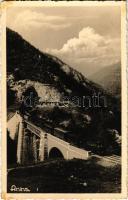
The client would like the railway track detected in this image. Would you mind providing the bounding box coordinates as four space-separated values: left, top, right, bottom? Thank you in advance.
103 155 121 162
92 153 121 164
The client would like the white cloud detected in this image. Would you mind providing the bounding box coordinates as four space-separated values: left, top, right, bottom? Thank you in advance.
7 9 71 32
47 27 120 76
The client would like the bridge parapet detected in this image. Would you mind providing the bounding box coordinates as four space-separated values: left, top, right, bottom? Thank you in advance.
25 120 42 137
68 145 89 160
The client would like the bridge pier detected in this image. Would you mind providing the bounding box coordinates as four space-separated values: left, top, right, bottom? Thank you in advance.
66 144 70 159
39 134 44 161
17 117 24 164
33 134 37 163
44 133 48 160
22 129 28 164
39 133 48 161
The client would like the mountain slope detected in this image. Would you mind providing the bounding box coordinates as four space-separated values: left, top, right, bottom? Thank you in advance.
89 63 121 97
7 28 119 109
7 28 121 155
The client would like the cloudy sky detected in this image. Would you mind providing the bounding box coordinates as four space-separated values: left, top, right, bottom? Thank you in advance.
6 5 121 77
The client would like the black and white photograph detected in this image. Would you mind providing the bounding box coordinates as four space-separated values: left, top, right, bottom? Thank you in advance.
1 1 127 198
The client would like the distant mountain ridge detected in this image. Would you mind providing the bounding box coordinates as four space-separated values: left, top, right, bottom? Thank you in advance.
89 63 121 97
